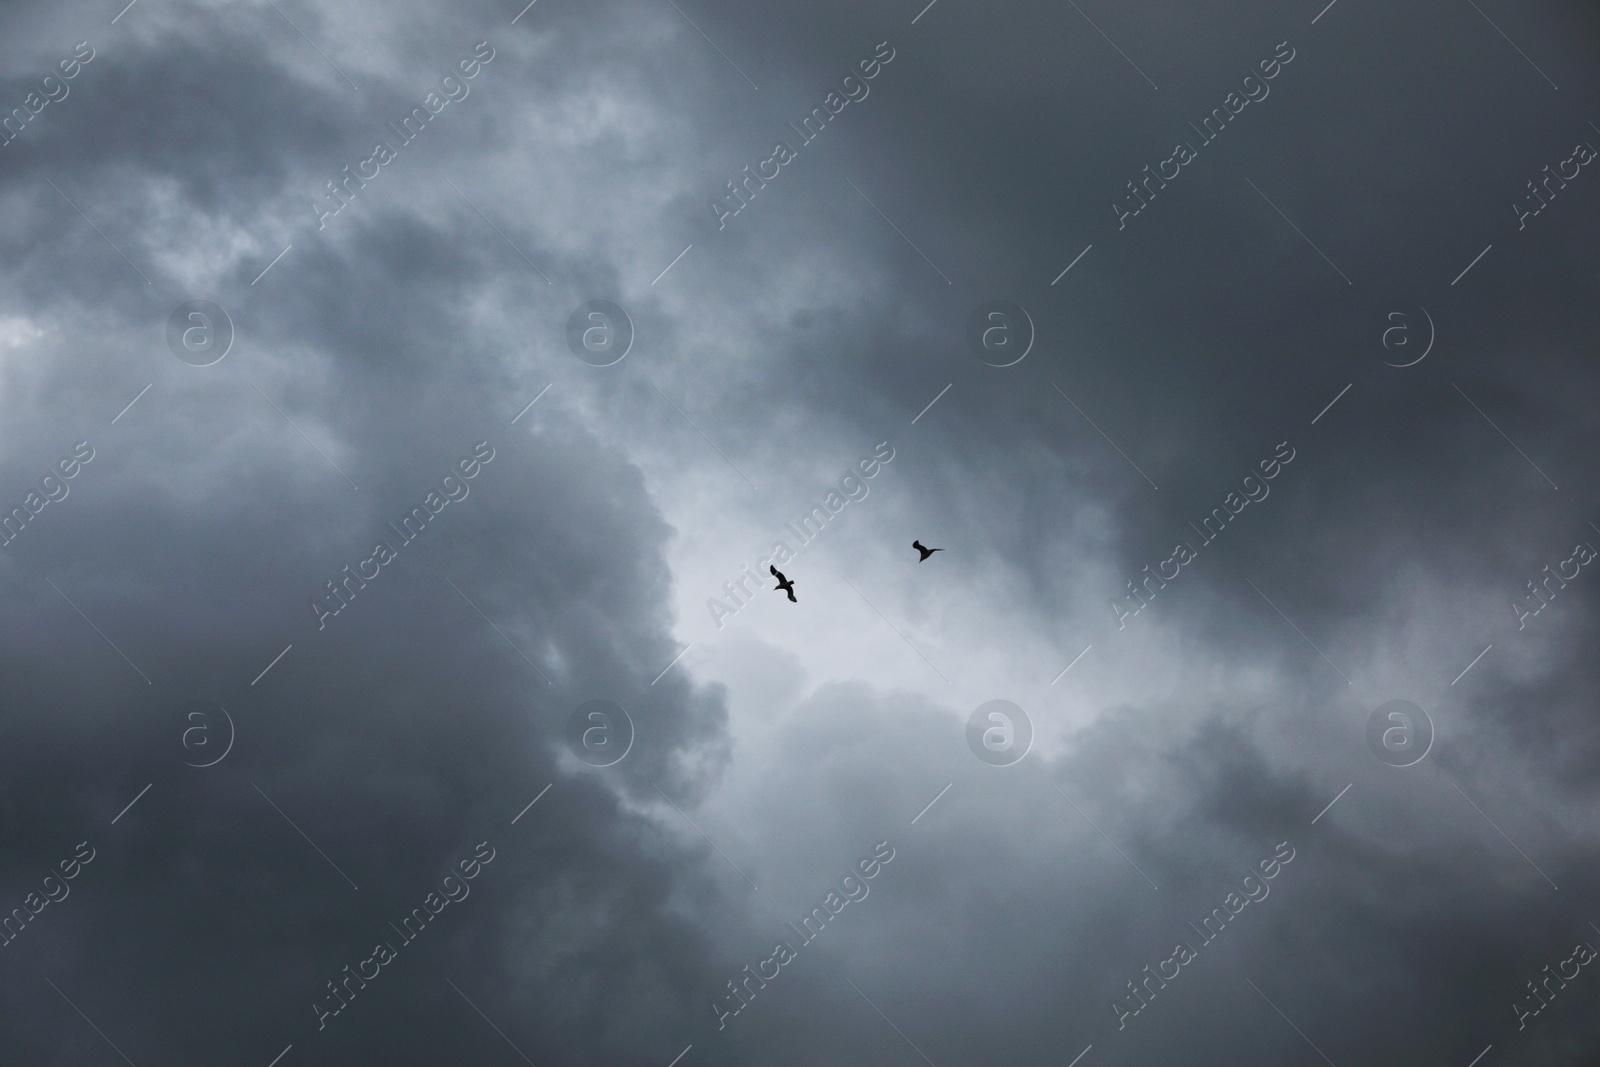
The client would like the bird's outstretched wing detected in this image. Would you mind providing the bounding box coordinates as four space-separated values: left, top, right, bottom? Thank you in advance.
769 566 797 602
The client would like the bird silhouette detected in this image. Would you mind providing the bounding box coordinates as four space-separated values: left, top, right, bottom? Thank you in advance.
913 540 943 562
770 565 797 602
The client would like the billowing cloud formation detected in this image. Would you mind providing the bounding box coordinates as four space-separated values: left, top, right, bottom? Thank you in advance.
1 0 1599 1063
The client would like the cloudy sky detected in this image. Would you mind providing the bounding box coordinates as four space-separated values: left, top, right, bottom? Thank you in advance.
2 0 1599 1063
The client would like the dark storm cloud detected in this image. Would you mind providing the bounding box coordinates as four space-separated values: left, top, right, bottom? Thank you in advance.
0 388 741 1061
697 676 1600 1066
0 6 750 1062
639 0 1600 1061
1 0 1599 1064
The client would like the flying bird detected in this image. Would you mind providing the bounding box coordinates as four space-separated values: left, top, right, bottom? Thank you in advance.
913 540 943 562
770 565 797 602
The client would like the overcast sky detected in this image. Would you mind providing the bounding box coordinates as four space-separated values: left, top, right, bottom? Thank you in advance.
2 0 1599 1064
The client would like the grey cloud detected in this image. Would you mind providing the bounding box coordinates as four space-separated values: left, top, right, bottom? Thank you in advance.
2 0 1599 1063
